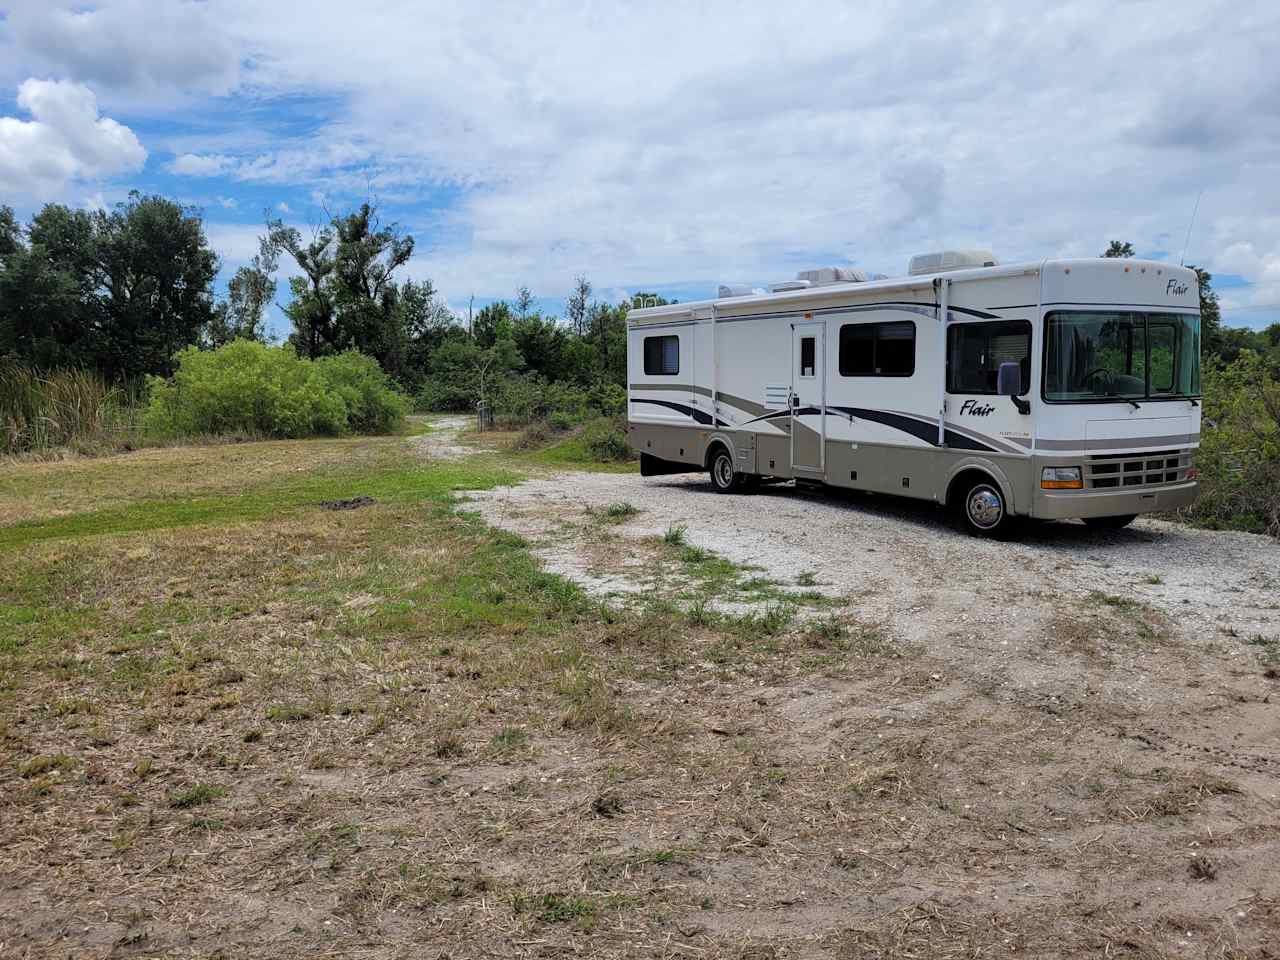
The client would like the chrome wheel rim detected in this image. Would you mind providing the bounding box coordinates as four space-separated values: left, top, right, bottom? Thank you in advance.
967 485 1003 529
714 455 734 488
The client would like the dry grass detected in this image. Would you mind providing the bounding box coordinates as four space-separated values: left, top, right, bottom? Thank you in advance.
1 431 1278 958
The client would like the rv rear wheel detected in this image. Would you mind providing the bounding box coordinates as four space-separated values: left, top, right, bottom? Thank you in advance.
959 478 1011 538
709 448 747 494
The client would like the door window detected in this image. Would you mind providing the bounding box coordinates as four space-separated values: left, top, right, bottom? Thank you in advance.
799 336 816 378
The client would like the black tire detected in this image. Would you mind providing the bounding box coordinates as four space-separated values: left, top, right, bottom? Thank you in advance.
957 478 1013 538
708 447 748 494
1083 514 1137 530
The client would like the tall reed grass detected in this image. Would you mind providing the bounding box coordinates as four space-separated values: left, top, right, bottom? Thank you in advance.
0 363 143 457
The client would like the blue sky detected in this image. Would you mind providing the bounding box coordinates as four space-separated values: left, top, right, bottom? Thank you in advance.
2 0 1279 342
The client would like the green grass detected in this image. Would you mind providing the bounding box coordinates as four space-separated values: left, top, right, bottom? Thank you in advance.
0 460 519 550
525 436 638 473
515 892 600 925
169 783 228 809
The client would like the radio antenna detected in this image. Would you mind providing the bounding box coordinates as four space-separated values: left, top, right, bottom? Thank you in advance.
1180 190 1202 267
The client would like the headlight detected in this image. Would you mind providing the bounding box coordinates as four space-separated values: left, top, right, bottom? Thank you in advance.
1041 466 1083 490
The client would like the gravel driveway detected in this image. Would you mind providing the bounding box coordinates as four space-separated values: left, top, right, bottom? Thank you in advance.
469 470 1279 650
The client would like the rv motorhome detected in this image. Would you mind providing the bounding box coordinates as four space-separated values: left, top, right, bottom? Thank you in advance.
626 253 1202 537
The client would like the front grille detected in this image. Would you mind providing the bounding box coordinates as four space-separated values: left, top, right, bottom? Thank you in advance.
1086 448 1191 490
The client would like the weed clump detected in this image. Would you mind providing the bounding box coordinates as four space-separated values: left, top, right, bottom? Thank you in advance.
169 783 227 809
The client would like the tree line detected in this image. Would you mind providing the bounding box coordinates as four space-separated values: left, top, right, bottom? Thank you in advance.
0 195 666 415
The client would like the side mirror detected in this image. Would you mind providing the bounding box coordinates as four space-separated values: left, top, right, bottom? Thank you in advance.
996 361 1023 397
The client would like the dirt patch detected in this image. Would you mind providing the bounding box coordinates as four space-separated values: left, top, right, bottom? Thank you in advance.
408 414 495 461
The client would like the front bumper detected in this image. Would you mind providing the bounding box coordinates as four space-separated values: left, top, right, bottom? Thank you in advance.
1033 479 1198 520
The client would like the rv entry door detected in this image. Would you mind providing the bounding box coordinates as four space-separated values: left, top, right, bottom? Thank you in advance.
791 320 825 474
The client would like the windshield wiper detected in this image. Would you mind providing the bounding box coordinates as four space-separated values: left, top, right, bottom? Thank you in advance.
1103 392 1142 410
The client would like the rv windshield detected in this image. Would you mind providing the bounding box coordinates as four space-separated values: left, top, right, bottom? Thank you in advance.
1044 311 1200 402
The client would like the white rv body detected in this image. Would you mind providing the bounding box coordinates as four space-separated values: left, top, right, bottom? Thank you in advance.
626 257 1202 530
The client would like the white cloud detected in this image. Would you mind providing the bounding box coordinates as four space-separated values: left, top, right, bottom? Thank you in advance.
0 78 146 195
0 0 239 99
6 0 1280 323
181 0 1279 306
168 153 235 177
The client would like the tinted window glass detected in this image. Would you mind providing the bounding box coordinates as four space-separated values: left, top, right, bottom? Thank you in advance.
643 335 679 375
838 322 915 377
799 336 815 377
947 320 1032 395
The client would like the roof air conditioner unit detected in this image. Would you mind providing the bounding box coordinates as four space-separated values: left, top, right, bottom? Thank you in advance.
908 250 999 276
718 283 755 298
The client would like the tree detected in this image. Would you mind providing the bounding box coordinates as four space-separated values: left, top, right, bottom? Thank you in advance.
399 278 458 387
0 206 19 262
1188 265 1223 360
267 219 336 359
1102 241 1135 258
474 339 524 410
472 301 514 349
515 285 534 320
89 193 219 378
0 210 89 368
1 195 216 378
567 275 591 336
418 335 522 411
207 238 279 347
269 203 415 377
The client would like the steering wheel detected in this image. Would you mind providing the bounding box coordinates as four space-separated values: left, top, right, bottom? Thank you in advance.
1082 367 1111 387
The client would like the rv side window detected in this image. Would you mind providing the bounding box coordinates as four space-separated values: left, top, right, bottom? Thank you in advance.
643 335 680 375
838 322 915 377
799 336 816 377
946 320 1032 395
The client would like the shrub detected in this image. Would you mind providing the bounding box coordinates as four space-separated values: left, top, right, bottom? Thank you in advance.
313 351 408 434
579 416 632 462
548 410 576 431
145 341 406 440
1181 351 1280 537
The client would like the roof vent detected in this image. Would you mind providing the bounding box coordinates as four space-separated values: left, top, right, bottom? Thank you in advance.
795 266 869 286
768 266 868 293
718 283 762 298
768 279 813 293
908 250 998 276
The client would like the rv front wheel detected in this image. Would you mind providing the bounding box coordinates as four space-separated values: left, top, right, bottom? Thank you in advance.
960 479 1011 538
709 448 746 494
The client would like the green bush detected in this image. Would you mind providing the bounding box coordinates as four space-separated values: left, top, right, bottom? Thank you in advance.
145 341 406 440
1181 351 1280 537
580 416 632 462
313 351 408 433
484 375 623 429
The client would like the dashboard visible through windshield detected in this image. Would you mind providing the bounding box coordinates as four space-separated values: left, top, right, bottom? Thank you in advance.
1043 311 1200 402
